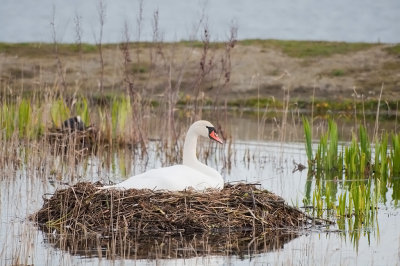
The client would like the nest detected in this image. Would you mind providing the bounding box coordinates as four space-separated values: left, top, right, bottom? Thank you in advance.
47 126 99 155
30 182 327 258
32 182 323 234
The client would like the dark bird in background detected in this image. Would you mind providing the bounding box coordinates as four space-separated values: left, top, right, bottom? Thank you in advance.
62 116 85 131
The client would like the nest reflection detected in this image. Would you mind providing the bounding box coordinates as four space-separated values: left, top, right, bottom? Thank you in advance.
41 228 299 260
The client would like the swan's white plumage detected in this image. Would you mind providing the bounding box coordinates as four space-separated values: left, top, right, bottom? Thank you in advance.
101 120 223 191
102 165 223 191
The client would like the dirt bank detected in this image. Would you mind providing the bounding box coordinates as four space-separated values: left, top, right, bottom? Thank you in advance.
0 41 399 103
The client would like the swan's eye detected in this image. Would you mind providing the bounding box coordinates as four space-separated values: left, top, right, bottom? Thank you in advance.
206 126 215 135
206 126 223 144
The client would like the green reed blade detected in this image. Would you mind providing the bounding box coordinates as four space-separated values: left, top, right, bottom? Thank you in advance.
31 107 44 139
374 140 381 176
118 96 131 134
380 133 388 180
50 99 70 128
391 133 400 176
359 125 371 162
360 152 366 177
328 119 338 171
302 116 313 163
351 183 360 215
76 97 90 126
111 98 119 139
18 99 31 138
1 104 16 139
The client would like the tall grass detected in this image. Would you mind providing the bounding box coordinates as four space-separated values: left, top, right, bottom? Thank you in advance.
1 104 16 140
391 133 400 175
327 120 338 170
50 99 70 128
75 97 90 126
0 96 133 147
304 118 342 179
18 99 31 138
303 118 399 222
111 96 131 141
302 117 313 165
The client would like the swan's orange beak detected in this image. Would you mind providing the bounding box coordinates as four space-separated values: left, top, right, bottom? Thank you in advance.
209 130 223 144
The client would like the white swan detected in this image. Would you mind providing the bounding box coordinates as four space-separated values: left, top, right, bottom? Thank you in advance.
101 120 224 191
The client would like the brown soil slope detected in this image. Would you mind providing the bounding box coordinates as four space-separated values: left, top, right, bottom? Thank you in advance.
0 42 399 102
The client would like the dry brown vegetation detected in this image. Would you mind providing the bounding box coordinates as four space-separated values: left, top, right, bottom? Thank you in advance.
30 182 327 259
32 182 319 234
1 41 399 103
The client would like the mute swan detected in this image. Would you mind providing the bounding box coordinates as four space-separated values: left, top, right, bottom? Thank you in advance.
101 120 224 191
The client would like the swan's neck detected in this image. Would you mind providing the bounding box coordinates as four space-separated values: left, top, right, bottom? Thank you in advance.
182 128 218 178
182 128 199 167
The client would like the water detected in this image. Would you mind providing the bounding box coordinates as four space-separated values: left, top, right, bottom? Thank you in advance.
1 114 400 265
1 0 400 44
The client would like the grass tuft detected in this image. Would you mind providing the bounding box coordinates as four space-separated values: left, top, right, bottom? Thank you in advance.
384 44 400 56
239 39 376 58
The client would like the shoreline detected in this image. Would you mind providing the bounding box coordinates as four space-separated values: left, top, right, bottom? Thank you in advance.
1 40 399 112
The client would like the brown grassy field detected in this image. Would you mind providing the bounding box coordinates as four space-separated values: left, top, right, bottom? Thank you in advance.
0 40 399 104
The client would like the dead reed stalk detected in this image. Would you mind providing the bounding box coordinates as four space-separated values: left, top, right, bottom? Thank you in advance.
373 83 384 142
96 0 106 92
50 5 67 94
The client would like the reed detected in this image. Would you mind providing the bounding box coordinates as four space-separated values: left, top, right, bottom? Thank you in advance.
50 99 70 128
312 182 324 217
75 97 90 126
338 191 347 217
0 96 132 149
344 134 358 179
1 104 16 140
302 116 313 165
18 99 31 138
359 125 371 162
327 119 338 172
379 133 388 181
307 119 342 181
111 96 131 141
391 133 400 176
111 98 119 139
302 118 399 223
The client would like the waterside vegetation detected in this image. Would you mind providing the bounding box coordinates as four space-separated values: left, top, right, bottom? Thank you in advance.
302 117 400 248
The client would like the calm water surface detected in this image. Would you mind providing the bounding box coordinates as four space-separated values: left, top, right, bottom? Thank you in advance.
1 114 400 265
1 0 399 43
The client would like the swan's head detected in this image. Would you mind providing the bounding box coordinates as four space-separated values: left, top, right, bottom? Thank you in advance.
191 120 223 144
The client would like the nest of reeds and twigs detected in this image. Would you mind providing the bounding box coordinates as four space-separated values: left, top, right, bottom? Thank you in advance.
31 182 329 258
47 126 99 155
32 182 323 235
